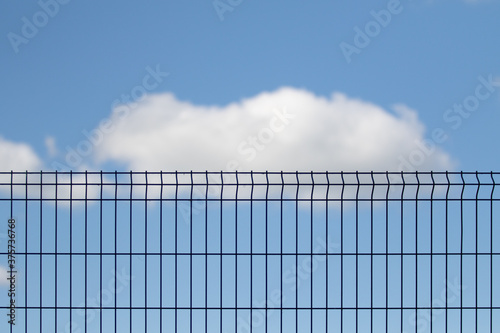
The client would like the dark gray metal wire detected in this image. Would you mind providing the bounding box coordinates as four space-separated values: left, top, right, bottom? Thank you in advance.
0 171 498 332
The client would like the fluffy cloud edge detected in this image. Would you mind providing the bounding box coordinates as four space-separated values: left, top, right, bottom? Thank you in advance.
0 265 9 286
92 87 456 173
0 136 42 171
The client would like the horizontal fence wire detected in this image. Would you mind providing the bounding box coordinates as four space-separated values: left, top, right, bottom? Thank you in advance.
0 171 498 332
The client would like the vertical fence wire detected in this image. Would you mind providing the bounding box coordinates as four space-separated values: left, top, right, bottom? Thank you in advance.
490 172 495 332
0 171 499 332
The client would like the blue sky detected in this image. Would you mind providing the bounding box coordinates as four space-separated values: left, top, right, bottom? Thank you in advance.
0 0 499 172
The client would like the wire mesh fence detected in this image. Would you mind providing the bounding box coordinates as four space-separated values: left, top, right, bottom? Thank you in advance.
0 171 499 332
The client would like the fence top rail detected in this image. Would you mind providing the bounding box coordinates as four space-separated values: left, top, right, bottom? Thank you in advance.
0 170 498 176
0 171 497 185
0 182 497 186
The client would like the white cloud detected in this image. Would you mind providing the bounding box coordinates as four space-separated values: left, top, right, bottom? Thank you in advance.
0 136 106 203
0 136 42 171
45 136 58 157
0 137 43 198
0 265 9 286
94 87 455 172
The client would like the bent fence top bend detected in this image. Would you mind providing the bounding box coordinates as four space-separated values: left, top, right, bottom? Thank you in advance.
0 170 498 332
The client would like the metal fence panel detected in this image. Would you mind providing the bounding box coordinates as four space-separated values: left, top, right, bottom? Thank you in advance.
0 171 498 332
